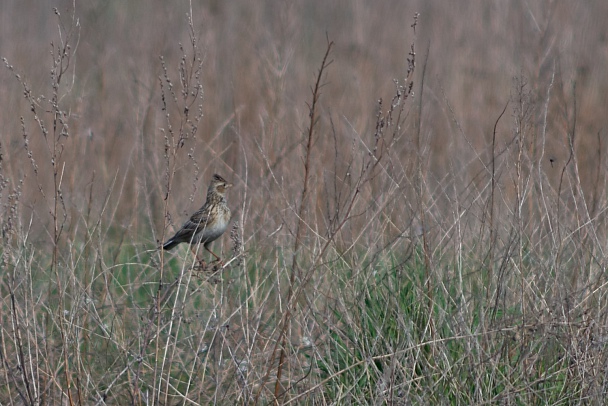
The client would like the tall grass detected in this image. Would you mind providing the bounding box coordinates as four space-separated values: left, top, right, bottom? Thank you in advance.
1 1 608 405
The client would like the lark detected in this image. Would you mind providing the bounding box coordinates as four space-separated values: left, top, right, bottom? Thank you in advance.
163 174 232 266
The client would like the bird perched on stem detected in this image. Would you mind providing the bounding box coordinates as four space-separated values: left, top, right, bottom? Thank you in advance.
163 174 232 266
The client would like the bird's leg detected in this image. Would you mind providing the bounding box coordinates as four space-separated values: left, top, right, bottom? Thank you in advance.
190 246 207 270
204 242 223 265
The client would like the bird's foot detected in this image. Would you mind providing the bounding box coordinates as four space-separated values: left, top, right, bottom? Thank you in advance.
208 259 224 273
192 260 208 273
192 259 224 278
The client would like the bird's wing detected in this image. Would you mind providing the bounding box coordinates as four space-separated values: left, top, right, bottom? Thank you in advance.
187 205 212 230
170 204 210 241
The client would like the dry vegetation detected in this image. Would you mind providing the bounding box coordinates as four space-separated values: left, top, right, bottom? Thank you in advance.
1 0 608 404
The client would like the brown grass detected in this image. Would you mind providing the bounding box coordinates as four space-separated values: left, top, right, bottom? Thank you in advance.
1 0 608 404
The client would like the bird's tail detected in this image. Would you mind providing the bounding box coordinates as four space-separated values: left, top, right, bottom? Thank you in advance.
162 239 179 250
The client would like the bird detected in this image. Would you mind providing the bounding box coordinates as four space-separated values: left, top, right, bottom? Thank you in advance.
163 174 232 266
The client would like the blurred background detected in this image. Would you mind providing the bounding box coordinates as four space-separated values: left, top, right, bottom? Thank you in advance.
2 1 608 403
1 0 607 245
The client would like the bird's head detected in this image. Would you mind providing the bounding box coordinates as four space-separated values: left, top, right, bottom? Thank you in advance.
209 174 233 195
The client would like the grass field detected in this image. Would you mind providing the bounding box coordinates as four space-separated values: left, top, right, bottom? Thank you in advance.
1 1 608 404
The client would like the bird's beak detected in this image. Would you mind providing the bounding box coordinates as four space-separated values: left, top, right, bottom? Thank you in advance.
226 183 234 188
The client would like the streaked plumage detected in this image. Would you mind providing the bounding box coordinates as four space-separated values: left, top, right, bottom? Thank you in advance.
163 174 232 262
